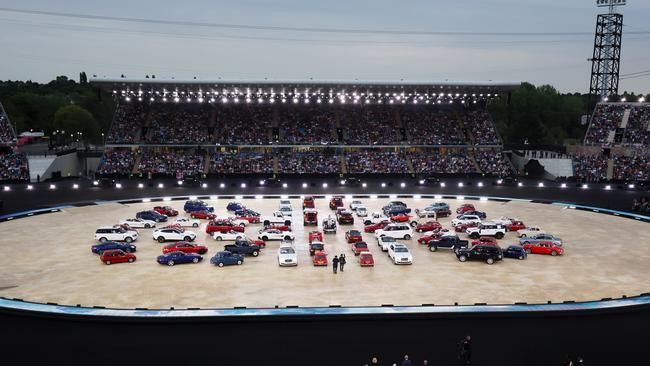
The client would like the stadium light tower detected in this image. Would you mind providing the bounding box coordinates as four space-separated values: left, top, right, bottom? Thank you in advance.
588 0 626 104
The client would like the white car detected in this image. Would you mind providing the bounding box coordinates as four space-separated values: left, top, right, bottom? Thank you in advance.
119 218 156 229
152 227 196 243
95 226 138 243
517 226 545 238
356 207 368 217
388 243 413 265
278 206 293 217
451 214 482 227
377 235 398 252
212 230 247 241
375 223 413 240
492 216 516 226
226 217 249 227
279 200 293 210
262 211 292 226
277 242 298 266
363 212 390 226
466 222 507 239
173 217 201 228
349 200 364 211
422 229 455 238
258 229 295 241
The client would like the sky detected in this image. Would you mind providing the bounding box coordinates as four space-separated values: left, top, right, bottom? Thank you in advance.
0 0 648 93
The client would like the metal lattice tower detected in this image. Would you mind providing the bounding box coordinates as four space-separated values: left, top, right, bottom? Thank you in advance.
589 0 626 102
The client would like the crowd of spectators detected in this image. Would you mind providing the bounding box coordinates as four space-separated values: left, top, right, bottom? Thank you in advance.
345 151 408 173
633 196 650 214
278 107 338 144
146 106 210 144
464 111 500 145
277 152 340 173
401 109 466 145
216 106 273 145
0 152 29 181
409 151 476 174
137 150 205 177
342 108 399 145
572 154 609 182
622 104 650 146
584 104 624 144
97 149 136 176
106 103 146 144
0 113 16 143
474 150 514 175
613 155 650 182
210 151 274 174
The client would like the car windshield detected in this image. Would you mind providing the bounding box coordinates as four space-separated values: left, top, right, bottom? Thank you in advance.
394 247 408 253
355 243 368 248
280 248 295 254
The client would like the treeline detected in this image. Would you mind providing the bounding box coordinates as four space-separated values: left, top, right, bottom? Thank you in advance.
0 75 114 144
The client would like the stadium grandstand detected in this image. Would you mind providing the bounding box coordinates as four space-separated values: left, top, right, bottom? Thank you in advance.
0 101 29 182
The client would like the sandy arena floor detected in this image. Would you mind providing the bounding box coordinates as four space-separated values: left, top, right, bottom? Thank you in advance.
0 197 649 309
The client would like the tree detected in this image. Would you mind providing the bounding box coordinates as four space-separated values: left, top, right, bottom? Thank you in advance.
53 105 101 144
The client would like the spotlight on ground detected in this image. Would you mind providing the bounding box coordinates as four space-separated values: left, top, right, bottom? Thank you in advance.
26 185 33 190
419 179 425 185
259 180 265 186
322 183 328 188
202 183 208 188
440 182 446 187
138 183 144 188
362 183 367 188
115 183 122 189
605 185 611 190
49 184 56 190
582 184 589 189
538 182 544 187
381 182 387 188
3 186 10 191
560 183 567 188
282 183 288 188
92 181 99 186
477 182 484 187
302 183 308 188
340 180 346 185
72 184 79 189
517 182 523 187
497 179 503 184
400 182 406 188
628 184 635 189
220 183 225 188
241 183 247 188
158 183 164 188
458 182 464 187
177 180 183 185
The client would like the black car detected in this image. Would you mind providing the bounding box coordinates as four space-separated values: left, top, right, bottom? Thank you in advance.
456 244 503 265
502 245 527 260
463 210 487 219
309 242 324 256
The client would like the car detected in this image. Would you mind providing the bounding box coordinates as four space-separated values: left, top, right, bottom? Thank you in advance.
153 206 178 216
308 231 324 243
184 200 214 213
322 216 337 233
190 210 217 220
312 251 328 266
226 202 245 212
224 241 261 257
258 229 295 241
454 221 479 233
235 209 261 223
466 222 507 239
517 227 545 238
363 212 390 226
157 251 202 266
309 241 325 256
377 235 397 252
351 241 370 255
279 200 293 210
337 210 354 225
279 206 293 217
100 249 136 265
390 213 412 223
462 210 487 219
112 223 138 233
364 220 391 233
152 227 196 243
91 241 137 255
491 216 516 226
136 210 168 223
303 208 318 226
235 237 267 249
382 204 411 216
210 251 244 267
261 211 292 226
345 230 363 243
302 196 315 209
471 236 499 247
329 196 344 210
349 200 364 211
172 217 201 228
415 221 442 233
359 252 374 267
355 207 368 217
456 204 475 214
213 230 247 241
277 243 298 266
503 245 527 260
388 243 413 265
206 219 246 234
522 241 564 256
226 217 249 227
456 245 503 265
375 223 413 240
506 220 527 232
263 224 292 232
415 203 452 218
95 226 138 243
426 235 469 252
119 218 156 229
162 242 208 254
451 214 482 227
417 230 456 245
519 233 562 246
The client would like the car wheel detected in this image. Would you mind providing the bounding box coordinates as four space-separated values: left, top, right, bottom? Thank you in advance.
520 234 527 238
495 232 504 239
525 248 532 254
458 255 467 262
470 233 479 239
218 262 224 267
125 237 133 243
252 251 259 257
486 258 495 265
410 221 417 227
193 223 199 228
128 257 134 263
236 236 242 240
518 255 524 260
284 236 292 241
184 236 191 242
429 246 437 252
237 260 243 265
263 221 270 226
404 234 411 240
192 257 199 263
157 237 165 243
99 237 107 243
105 260 111 265
145 224 151 228
551 251 557 256
215 236 222 241
168 260 175 266
262 236 269 241
240 223 246 227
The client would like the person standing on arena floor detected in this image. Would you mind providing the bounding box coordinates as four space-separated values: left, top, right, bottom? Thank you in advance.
402 355 412 366
459 335 472 364
332 255 339 274
339 253 346 272
370 356 380 366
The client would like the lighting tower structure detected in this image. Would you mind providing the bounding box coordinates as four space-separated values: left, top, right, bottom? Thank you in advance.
589 0 626 104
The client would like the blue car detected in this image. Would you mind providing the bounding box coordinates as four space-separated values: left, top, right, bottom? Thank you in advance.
463 210 487 219
235 208 259 217
227 202 245 212
156 251 203 266
184 200 214 213
427 202 450 211
210 251 244 267
91 241 137 254
136 210 168 222
503 245 527 260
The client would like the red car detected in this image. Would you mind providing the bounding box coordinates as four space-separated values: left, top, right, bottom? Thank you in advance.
236 214 260 224
522 241 564 256
100 249 136 265
456 204 475 214
163 241 208 254
415 221 442 233
303 196 315 209
351 241 370 255
345 230 363 243
506 220 527 231
153 206 179 216
206 219 245 234
329 196 344 210
113 223 138 233
471 237 498 247
190 210 217 220
364 220 390 233
309 231 324 243
264 224 292 232
312 251 328 266
417 231 451 245
390 214 412 223
455 222 479 232
359 252 374 267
